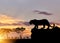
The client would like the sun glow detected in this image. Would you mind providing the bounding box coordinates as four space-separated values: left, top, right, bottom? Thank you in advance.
0 39 13 43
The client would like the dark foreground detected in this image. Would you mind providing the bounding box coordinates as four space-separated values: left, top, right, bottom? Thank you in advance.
14 27 60 43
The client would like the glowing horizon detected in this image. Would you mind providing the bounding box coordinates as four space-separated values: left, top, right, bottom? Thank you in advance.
0 14 59 29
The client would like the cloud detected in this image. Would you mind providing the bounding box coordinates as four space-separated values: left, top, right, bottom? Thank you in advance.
23 22 30 26
34 10 52 15
0 14 24 24
0 14 30 26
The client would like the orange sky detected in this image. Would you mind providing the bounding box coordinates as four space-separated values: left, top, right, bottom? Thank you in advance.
0 14 24 29
0 14 24 24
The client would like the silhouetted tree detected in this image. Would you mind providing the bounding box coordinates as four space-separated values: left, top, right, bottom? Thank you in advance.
16 27 25 32
20 27 25 32
15 27 25 39
15 27 21 33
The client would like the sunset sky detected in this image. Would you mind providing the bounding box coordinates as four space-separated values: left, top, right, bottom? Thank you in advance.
0 0 60 40
0 0 60 23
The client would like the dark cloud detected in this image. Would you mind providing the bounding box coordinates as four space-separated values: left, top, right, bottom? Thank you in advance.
34 10 52 15
23 22 30 26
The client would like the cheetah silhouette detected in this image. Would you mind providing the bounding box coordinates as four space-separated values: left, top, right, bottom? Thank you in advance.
29 19 51 29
